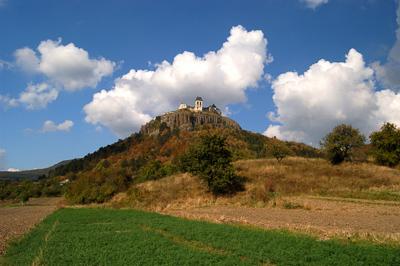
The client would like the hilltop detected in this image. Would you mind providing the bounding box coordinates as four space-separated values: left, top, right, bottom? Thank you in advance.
141 96 240 135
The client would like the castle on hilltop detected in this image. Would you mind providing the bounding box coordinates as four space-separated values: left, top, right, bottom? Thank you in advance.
178 96 222 115
140 96 240 135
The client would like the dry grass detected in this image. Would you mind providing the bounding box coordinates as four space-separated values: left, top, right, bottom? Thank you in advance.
235 157 400 203
110 173 216 211
110 157 400 211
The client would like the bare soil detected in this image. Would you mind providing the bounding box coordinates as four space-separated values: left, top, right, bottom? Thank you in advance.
0 197 62 255
164 196 400 244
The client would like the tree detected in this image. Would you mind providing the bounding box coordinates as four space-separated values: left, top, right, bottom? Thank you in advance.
320 124 365 164
268 141 292 162
370 123 400 167
179 134 244 195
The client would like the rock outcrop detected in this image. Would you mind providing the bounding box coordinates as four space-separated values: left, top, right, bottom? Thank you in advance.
140 109 241 136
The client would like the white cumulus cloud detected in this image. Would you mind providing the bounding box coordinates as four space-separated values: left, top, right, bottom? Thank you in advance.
18 83 58 109
14 39 115 91
41 120 74 132
1 83 58 110
372 1 400 91
301 0 329 9
265 49 400 145
14 47 40 74
84 25 269 137
7 168 20 172
2 40 115 110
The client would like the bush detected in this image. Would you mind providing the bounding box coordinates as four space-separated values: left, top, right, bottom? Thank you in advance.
370 123 400 167
320 124 365 164
19 193 30 204
179 134 244 195
135 160 178 183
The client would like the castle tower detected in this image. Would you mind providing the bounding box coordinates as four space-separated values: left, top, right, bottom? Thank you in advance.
194 96 203 112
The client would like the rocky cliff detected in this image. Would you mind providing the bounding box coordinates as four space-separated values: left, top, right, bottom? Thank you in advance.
140 109 241 135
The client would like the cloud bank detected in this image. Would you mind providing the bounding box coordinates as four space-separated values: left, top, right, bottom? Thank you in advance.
265 49 400 145
41 120 74 132
84 25 269 137
301 0 328 9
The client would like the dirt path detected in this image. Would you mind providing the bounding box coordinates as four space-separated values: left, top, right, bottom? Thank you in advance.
0 197 62 255
164 196 400 243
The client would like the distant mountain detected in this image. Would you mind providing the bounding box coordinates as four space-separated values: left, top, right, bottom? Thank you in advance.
0 160 72 181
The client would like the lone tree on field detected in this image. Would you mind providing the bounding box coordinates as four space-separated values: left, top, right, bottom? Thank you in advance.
320 124 365 164
370 122 400 167
268 140 292 162
179 134 244 195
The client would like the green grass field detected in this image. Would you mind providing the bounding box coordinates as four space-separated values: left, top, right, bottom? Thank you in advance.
3 208 400 266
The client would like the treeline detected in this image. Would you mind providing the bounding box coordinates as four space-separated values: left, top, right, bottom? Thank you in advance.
0 178 62 202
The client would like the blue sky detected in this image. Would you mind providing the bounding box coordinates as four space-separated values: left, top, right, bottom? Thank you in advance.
0 0 399 170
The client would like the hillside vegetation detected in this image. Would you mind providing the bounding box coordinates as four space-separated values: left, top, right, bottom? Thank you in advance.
57 125 320 204
111 157 400 210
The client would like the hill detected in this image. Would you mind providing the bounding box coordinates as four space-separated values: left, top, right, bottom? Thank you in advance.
53 106 321 204
0 160 71 181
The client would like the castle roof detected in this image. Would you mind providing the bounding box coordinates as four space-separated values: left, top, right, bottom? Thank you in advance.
195 96 203 101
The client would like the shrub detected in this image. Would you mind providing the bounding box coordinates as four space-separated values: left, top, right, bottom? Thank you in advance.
370 123 400 167
320 124 365 164
179 134 244 195
19 193 30 204
135 160 178 183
